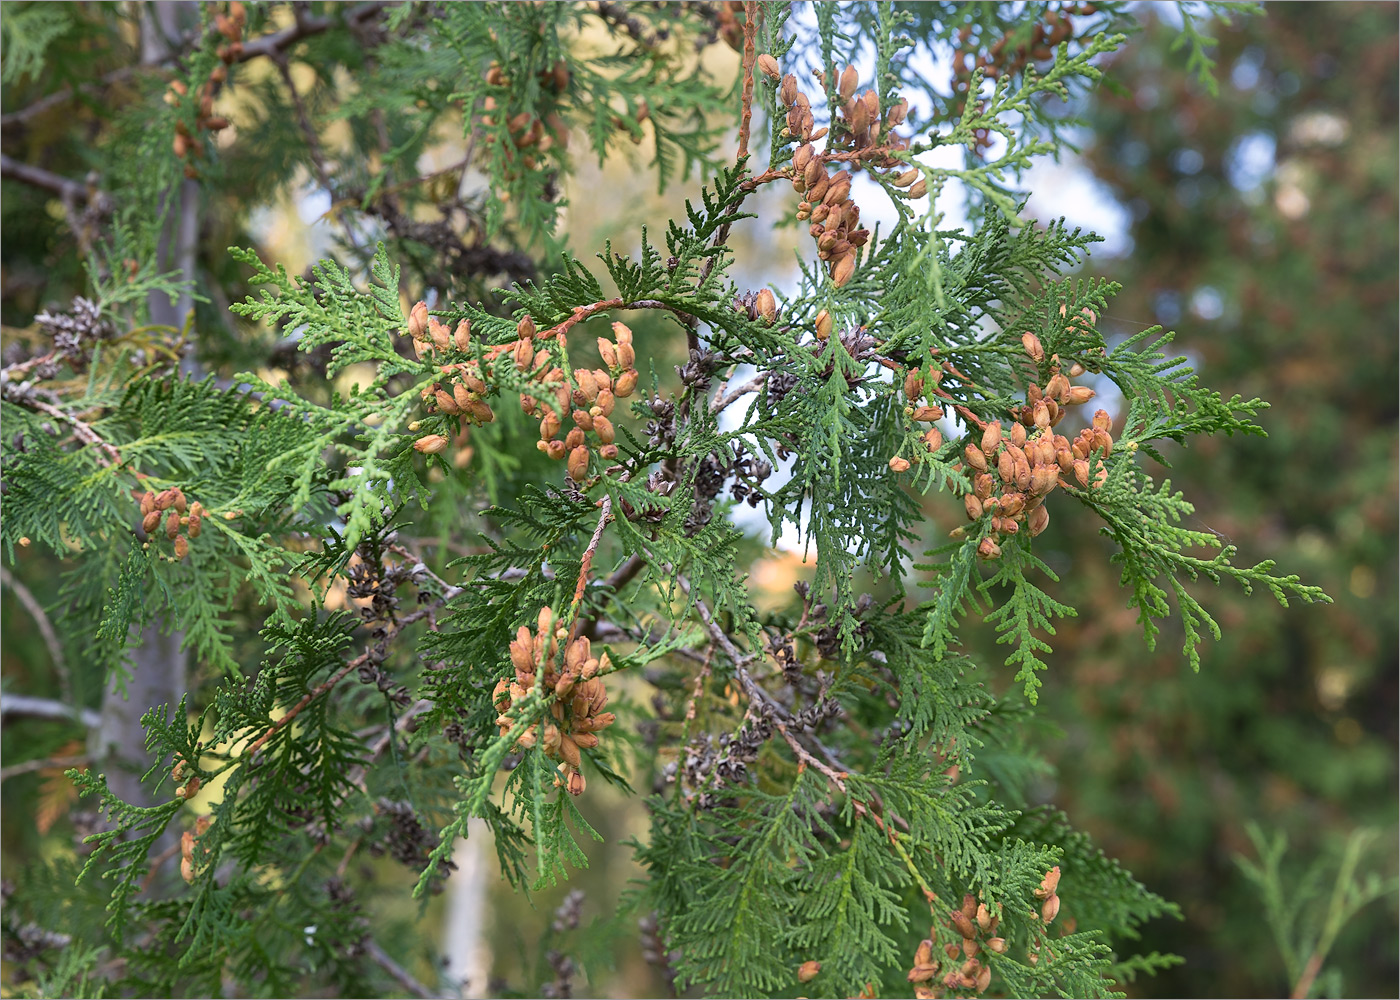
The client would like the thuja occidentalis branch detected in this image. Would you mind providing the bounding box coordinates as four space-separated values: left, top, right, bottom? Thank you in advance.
567 494 613 643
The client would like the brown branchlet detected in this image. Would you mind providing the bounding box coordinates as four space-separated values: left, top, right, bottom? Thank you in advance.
494 606 617 797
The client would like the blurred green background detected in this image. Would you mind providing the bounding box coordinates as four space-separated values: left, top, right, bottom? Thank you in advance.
3 3 1395 997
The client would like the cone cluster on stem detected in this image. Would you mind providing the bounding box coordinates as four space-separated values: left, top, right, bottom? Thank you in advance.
907 893 1002 997
139 487 203 561
493 606 617 797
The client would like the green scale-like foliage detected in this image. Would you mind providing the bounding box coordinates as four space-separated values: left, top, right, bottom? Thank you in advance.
0 3 1341 998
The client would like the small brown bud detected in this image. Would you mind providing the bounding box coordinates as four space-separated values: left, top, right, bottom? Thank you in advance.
540 411 561 441
567 446 589 482
839 64 858 100
1033 400 1051 430
977 537 1002 560
964 494 984 520
893 167 919 188
467 399 494 424
1046 373 1070 403
1068 362 1086 377
814 309 833 340
575 368 599 402
617 341 636 368
595 388 616 417
793 144 815 172
986 937 1007 954
614 369 639 397
1092 408 1112 432
140 491 157 516
997 492 1025 516
1009 422 1027 448
565 767 586 796
950 909 976 939
593 415 616 445
980 422 1003 455
974 963 991 993
428 318 453 353
436 388 462 414
973 473 994 499
996 449 1015 483
757 53 781 79
143 510 162 534
572 408 594 432
907 179 927 200
831 254 856 287
1066 385 1095 405
914 939 934 967
1041 893 1061 924
976 902 994 933
798 960 821 983
1028 504 1050 537
166 511 181 540
597 338 619 368
174 535 189 559
904 369 924 399
1036 866 1062 899
911 405 942 422
963 937 980 958
516 315 536 341
1030 465 1059 496
414 434 449 454
780 73 799 106
889 456 911 473
963 444 988 473
923 427 944 452
1022 332 1045 362
755 288 778 323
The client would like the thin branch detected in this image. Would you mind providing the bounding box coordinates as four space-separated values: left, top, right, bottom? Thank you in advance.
0 753 89 782
0 153 92 203
0 567 72 702
362 936 438 999
273 53 335 192
775 720 847 792
710 373 767 413
567 495 613 641
0 694 101 729
736 2 759 160
8 396 123 466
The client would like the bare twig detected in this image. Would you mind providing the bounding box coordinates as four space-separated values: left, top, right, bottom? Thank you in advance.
567 495 613 641
710 373 768 413
273 55 335 192
736 2 759 161
0 694 101 729
12 396 123 466
0 567 72 702
362 936 438 999
775 720 847 792
0 154 92 202
0 753 89 782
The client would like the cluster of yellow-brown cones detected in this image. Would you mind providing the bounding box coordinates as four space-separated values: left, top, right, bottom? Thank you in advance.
493 607 616 797
138 487 204 561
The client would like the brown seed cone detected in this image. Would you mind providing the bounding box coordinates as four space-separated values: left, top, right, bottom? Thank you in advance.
780 73 799 106
539 411 561 441
981 421 1003 454
572 730 599 749
1021 331 1046 362
1041 893 1061 923
839 64 859 99
174 535 189 559
963 494 984 520
914 939 934 967
996 449 1015 484
1030 465 1059 496
907 179 928 200
1028 504 1050 537
572 408 595 433
142 510 162 534
974 963 992 993
944 943 962 961
544 439 565 461
563 428 585 452
985 937 1007 954
436 388 462 414
889 456 911 473
427 318 452 353
188 510 202 539
923 427 944 452
831 254 856 287
616 341 636 369
757 53 781 79
1008 421 1027 447
814 309 833 340
1036 865 1062 898
466 399 494 424
755 288 778 323
977 537 1002 561
140 491 156 516
517 315 537 340
976 902 994 933
973 473 994 500
567 446 589 482
165 511 181 539
1092 408 1112 432
452 382 475 411
1046 373 1070 403
950 910 977 939
963 938 980 958
574 368 599 402
592 414 616 445
904 370 924 399
453 319 472 352
614 369 638 397
998 492 1025 516
1066 384 1095 405
413 434 450 454
963 444 988 473
597 338 619 368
